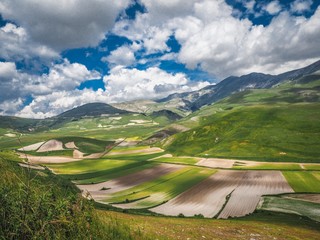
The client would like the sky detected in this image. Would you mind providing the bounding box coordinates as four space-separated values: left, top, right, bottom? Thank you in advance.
0 0 320 118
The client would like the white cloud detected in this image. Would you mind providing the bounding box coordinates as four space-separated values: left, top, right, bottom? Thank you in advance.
114 0 320 79
290 0 313 13
13 66 209 118
0 98 23 116
0 60 100 104
263 1 282 15
0 0 130 51
0 23 58 62
102 45 136 67
103 66 209 102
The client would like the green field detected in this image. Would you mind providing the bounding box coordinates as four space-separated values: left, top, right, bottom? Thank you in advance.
151 156 199 165
47 159 136 175
259 195 320 222
107 167 215 208
283 171 320 192
233 162 304 170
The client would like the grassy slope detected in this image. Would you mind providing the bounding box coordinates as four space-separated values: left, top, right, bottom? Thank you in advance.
165 78 320 162
0 159 141 240
98 210 320 240
283 171 320 192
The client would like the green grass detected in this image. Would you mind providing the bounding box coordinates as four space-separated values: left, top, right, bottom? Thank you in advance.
105 152 165 161
74 161 157 184
233 162 303 170
21 149 74 157
302 164 320 170
283 171 320 192
166 103 320 163
107 167 215 208
259 195 320 222
47 159 135 175
56 136 114 154
151 157 199 165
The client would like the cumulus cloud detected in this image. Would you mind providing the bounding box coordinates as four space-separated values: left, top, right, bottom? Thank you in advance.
103 66 209 102
290 0 313 13
0 60 100 105
113 0 320 78
263 1 282 15
102 45 136 67
0 23 58 62
0 0 130 51
14 66 209 118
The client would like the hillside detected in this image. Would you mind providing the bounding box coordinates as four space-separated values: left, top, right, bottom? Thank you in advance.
159 59 320 111
164 73 320 162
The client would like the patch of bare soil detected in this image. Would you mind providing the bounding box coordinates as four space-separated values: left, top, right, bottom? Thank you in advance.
18 152 82 164
218 171 294 219
18 141 45 151
37 140 64 152
196 158 235 168
151 170 293 218
65 141 77 149
78 164 183 202
150 170 244 217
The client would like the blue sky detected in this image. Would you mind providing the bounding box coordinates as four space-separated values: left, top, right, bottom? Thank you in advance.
0 0 319 118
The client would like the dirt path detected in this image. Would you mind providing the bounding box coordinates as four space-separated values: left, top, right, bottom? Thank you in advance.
18 163 46 170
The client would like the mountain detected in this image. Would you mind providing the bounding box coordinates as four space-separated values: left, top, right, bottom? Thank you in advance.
57 102 130 119
159 60 320 111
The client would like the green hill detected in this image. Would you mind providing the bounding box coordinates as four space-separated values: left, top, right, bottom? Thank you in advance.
165 75 320 162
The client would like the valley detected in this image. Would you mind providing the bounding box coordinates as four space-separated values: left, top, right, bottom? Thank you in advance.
1 61 320 239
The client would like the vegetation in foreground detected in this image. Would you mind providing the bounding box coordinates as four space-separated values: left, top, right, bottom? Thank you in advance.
0 158 143 240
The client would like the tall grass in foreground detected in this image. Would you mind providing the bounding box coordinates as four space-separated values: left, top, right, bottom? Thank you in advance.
0 157 143 240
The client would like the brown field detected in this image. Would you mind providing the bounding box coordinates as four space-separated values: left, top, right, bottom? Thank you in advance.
18 162 46 170
37 140 64 152
196 158 235 168
65 141 77 149
218 171 293 219
151 170 243 217
18 153 81 164
151 170 293 218
18 141 45 151
78 164 183 201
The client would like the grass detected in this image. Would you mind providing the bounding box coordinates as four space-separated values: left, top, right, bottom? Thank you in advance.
56 136 114 154
74 161 157 184
166 103 320 163
47 159 135 175
20 149 74 157
105 152 165 161
107 167 215 208
259 195 320 222
233 162 303 170
0 158 141 240
283 171 320 192
97 210 320 240
151 156 199 165
64 161 155 184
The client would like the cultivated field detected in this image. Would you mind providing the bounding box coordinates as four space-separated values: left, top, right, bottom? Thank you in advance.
152 170 293 218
